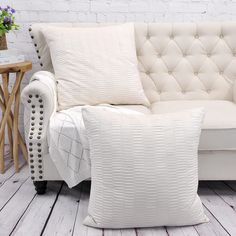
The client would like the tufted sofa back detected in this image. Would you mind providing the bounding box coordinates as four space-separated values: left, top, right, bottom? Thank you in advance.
30 22 236 104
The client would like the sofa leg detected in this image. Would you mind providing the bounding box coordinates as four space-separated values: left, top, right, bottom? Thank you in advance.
33 181 47 195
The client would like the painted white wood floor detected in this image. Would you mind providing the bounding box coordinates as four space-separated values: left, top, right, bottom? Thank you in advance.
1 154 236 236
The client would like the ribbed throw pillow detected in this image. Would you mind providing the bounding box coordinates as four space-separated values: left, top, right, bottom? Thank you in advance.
42 23 149 110
82 107 208 228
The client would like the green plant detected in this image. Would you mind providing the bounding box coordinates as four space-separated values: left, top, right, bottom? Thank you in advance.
0 5 19 36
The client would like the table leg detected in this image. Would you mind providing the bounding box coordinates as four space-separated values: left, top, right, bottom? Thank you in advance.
0 98 27 161
0 97 4 173
0 132 4 173
2 73 13 159
13 72 24 172
0 80 5 173
0 72 22 144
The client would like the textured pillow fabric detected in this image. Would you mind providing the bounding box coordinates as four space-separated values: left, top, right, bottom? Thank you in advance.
42 23 149 110
82 107 208 228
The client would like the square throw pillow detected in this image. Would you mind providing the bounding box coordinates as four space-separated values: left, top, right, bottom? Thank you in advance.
42 23 149 110
82 107 208 228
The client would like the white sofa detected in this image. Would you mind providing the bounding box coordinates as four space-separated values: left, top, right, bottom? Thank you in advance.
21 22 236 194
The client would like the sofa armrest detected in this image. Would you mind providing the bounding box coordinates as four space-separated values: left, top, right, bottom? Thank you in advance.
21 71 57 181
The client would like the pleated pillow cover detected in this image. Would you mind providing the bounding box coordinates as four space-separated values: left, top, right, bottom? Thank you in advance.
42 23 149 110
82 107 209 229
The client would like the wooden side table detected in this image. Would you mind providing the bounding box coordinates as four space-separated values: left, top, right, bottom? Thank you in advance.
0 61 32 173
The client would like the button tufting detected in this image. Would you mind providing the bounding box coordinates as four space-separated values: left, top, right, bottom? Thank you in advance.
116 23 236 105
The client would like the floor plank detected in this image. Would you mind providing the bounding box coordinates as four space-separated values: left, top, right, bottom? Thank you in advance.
119 229 136 236
104 230 122 236
104 229 136 236
73 182 103 236
1 154 236 236
225 181 236 193
0 165 29 210
10 181 63 236
137 227 168 236
166 226 199 236
0 178 36 235
212 181 236 211
0 164 16 188
42 183 82 236
194 206 229 236
0 153 26 188
199 183 236 235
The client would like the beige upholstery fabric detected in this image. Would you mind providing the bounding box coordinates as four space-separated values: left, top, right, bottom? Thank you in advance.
233 80 236 103
23 22 236 183
151 100 236 129
30 22 236 104
200 129 236 151
30 23 113 72
135 22 236 103
42 24 149 109
48 104 151 187
151 100 236 150
21 72 57 181
82 107 208 228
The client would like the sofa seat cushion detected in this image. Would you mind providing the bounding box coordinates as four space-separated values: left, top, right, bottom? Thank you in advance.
151 100 236 150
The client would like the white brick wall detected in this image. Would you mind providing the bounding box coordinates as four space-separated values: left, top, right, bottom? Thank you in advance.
1 0 236 135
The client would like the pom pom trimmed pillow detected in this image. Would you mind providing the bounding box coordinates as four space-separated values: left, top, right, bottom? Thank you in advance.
82 107 208 228
42 23 149 110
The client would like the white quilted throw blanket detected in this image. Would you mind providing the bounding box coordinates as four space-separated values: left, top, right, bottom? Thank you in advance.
48 105 143 187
